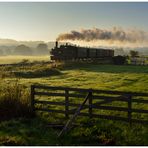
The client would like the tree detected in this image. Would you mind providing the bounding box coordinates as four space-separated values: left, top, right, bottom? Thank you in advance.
14 44 32 55
36 43 49 55
130 50 139 57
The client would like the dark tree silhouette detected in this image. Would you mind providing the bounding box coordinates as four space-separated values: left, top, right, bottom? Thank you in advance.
130 50 139 57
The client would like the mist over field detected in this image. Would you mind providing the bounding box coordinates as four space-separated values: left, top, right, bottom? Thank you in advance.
0 56 50 64
0 39 55 56
0 38 148 57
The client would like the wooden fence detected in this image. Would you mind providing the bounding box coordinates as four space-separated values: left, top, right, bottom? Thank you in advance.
31 85 148 125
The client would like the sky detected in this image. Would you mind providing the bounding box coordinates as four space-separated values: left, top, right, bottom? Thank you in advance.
0 2 148 42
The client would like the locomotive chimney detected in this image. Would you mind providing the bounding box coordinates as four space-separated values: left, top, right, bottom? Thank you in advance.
55 41 58 48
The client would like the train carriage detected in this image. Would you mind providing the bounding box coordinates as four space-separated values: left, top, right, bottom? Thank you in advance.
89 48 97 58
77 47 88 58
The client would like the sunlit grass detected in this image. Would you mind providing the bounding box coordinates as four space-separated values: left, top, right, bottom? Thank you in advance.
0 55 50 64
8 64 147 93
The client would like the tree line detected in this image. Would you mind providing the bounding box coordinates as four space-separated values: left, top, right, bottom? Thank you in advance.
0 43 50 56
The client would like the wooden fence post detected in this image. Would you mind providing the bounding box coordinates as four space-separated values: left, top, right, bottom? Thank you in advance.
31 85 35 111
128 95 132 126
65 89 69 119
89 91 93 118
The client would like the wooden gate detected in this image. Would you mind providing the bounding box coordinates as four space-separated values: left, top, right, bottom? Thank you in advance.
31 85 148 125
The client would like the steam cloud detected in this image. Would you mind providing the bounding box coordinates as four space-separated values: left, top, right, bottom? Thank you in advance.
57 27 148 44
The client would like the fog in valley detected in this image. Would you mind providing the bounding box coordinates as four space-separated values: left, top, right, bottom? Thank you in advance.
0 38 148 57
0 39 56 56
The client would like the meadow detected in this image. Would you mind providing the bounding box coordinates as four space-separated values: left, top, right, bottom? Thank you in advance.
0 58 148 145
0 55 50 64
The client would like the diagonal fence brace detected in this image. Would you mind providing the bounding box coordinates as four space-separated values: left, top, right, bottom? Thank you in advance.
58 92 91 137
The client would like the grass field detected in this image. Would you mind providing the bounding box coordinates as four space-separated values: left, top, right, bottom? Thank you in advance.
1 62 147 92
0 61 148 145
0 55 50 64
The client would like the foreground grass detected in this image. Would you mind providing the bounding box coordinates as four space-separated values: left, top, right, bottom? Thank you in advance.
0 118 57 146
0 62 148 145
0 117 147 146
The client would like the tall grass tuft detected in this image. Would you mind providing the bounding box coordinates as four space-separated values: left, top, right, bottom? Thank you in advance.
0 81 34 121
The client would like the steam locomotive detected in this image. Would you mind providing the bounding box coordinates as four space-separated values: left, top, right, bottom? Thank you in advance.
50 41 114 61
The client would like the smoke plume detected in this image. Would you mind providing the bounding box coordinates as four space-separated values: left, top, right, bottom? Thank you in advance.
57 27 148 46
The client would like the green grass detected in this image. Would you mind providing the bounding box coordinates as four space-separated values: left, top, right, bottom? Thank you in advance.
0 118 58 146
0 117 147 146
0 61 148 145
2 62 146 92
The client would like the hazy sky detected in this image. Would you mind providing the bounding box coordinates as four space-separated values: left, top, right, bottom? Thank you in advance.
0 2 148 42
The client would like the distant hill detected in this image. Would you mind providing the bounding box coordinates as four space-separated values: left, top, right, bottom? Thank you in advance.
0 38 18 46
0 38 45 47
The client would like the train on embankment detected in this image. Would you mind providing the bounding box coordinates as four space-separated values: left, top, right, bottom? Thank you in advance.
50 41 114 62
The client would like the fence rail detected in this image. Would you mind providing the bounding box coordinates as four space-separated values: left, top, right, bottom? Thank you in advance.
31 85 148 125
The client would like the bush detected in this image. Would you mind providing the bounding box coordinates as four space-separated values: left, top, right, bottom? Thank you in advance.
0 81 34 121
112 56 127 65
13 67 61 78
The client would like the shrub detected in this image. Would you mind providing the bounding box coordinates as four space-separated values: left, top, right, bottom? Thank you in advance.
13 67 61 78
0 81 34 121
0 67 14 79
